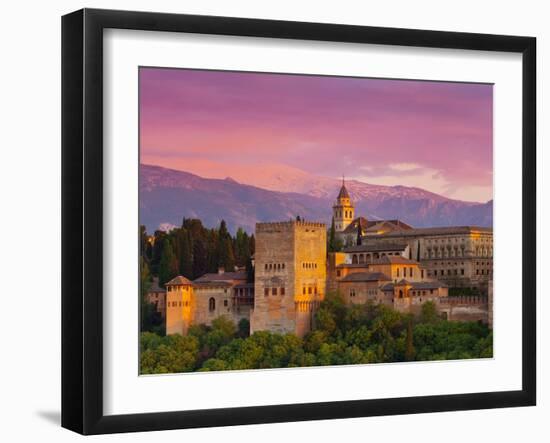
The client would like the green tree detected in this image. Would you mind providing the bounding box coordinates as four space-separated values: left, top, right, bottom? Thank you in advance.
237 318 250 338
420 301 439 324
176 228 193 279
192 239 208 279
328 217 337 252
158 238 179 286
140 257 155 332
356 225 362 246
405 317 416 361
216 220 235 272
245 257 254 283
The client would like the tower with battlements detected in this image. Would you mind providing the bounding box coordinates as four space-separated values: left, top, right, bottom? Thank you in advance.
251 220 327 337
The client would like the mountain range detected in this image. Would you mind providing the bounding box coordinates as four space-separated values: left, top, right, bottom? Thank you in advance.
140 164 492 234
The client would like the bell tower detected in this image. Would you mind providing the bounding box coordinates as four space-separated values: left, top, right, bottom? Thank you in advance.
332 176 354 232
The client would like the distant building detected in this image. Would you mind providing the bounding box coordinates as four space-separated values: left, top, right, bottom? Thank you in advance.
332 179 413 247
146 277 166 318
161 180 491 337
251 220 327 337
165 270 254 336
333 179 493 294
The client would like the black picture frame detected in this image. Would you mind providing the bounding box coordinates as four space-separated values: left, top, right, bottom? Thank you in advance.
61 8 536 435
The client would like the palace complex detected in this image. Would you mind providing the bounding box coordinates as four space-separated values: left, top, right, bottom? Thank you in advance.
149 180 493 338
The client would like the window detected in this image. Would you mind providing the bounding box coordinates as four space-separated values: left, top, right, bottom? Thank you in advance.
224 299 228 307
265 264 268 270
314 286 317 294
308 287 312 294
336 270 341 277
421 270 424 279
272 287 277 296
264 288 269 296
409 267 413 277
350 289 356 297
281 287 285 296
461 269 465 275
282 263 285 269
434 270 437 276
303 287 306 295
209 297 216 311
397 268 400 277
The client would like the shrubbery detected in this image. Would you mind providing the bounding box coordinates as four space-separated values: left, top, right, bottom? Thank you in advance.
140 293 492 374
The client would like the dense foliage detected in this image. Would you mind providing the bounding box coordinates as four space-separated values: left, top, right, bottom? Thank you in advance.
141 218 255 286
140 294 492 374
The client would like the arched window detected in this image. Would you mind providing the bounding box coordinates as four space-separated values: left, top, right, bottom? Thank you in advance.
352 254 358 264
359 254 364 264
399 290 403 298
209 297 216 311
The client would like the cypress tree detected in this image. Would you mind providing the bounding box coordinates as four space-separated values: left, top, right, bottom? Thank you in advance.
328 217 337 252
246 257 255 283
217 220 235 272
158 239 179 286
192 239 208 279
405 318 416 361
177 228 193 279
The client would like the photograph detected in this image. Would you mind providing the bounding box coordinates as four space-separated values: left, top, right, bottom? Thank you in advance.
138 67 494 374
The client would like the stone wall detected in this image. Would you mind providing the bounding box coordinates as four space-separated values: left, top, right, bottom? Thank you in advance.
165 284 194 335
437 296 489 323
251 221 326 337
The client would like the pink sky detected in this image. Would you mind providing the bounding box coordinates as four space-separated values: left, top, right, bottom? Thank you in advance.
139 68 493 202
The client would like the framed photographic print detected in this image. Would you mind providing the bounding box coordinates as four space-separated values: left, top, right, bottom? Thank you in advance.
61 8 536 435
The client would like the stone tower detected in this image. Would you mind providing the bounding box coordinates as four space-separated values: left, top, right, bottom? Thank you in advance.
251 221 327 337
332 177 354 232
165 275 194 336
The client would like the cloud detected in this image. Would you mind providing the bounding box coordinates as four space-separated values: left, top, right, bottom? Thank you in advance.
357 163 491 202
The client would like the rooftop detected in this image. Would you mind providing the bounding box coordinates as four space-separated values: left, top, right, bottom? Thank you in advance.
340 272 392 282
369 226 492 238
165 275 193 286
344 242 408 253
193 271 248 284
341 217 413 235
337 183 350 199
380 280 447 291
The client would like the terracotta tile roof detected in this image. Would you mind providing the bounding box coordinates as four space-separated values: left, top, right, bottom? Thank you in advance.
193 271 247 285
165 275 193 286
341 217 369 234
341 218 413 235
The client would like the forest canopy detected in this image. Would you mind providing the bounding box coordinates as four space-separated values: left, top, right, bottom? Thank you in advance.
140 295 492 374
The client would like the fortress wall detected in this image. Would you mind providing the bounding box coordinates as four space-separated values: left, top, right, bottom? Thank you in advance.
251 221 327 337
251 222 297 335
294 223 327 337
